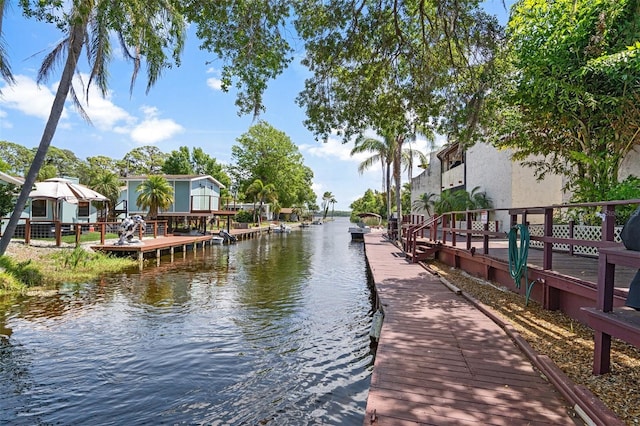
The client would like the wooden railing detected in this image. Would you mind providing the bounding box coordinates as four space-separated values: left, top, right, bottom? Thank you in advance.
406 199 640 375
1 218 168 247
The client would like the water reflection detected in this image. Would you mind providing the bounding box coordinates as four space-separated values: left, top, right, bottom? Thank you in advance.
0 218 374 425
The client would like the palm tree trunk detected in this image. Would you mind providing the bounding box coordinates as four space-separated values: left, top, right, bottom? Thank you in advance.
385 161 392 220
393 136 404 241
0 22 84 256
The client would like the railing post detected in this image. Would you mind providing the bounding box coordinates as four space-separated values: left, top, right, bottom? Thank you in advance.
100 223 106 245
450 213 457 246
75 224 81 247
466 211 472 251
55 221 62 247
543 208 553 270
601 204 616 243
568 220 575 256
442 215 448 244
25 219 31 245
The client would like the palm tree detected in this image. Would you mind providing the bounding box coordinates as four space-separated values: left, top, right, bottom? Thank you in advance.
468 186 493 210
246 179 277 227
0 1 186 256
412 192 438 217
90 170 122 220
402 146 428 191
90 171 122 206
329 196 337 218
321 191 334 219
0 1 15 90
136 176 174 220
351 137 394 220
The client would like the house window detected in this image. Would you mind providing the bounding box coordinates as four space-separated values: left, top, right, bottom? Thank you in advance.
78 202 90 217
32 199 47 217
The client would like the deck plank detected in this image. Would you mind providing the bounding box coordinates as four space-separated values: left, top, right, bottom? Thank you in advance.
363 234 578 426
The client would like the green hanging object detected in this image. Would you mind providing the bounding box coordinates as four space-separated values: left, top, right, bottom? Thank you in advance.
508 224 536 306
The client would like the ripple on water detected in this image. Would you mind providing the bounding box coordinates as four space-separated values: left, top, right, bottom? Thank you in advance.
0 219 374 425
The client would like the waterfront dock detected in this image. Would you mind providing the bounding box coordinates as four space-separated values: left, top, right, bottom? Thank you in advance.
362 232 620 426
90 227 273 269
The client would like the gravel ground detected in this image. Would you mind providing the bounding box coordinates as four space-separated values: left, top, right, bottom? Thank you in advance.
428 260 640 425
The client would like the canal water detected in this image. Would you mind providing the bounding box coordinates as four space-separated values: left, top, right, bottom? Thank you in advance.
0 217 375 425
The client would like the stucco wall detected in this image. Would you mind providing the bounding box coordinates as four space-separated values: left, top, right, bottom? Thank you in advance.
510 158 564 209
410 151 441 216
465 143 513 230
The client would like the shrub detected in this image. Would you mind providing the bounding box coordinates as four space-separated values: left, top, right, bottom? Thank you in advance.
234 210 254 223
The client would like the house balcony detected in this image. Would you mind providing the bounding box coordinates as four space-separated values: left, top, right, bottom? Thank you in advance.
441 164 465 190
190 195 221 213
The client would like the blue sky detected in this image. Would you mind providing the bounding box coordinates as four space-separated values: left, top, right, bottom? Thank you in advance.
0 1 511 211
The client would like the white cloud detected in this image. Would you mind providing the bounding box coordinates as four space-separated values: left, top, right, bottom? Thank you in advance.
300 136 367 162
206 67 223 91
207 77 223 91
74 73 136 131
311 181 323 195
129 105 184 144
0 74 68 121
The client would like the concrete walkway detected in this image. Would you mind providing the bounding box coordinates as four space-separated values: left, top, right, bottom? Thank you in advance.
362 233 585 426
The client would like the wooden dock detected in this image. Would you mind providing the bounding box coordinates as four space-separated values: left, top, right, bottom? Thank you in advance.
91 235 218 269
362 233 621 426
90 227 272 269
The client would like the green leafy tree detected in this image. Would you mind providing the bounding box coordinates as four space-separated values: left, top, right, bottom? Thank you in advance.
41 146 83 178
122 146 167 176
296 1 500 235
184 1 295 117
162 146 232 192
230 121 315 208
0 0 186 256
36 163 58 181
136 175 175 220
162 146 193 175
78 155 120 184
349 189 386 221
0 141 33 175
0 184 17 218
493 0 640 201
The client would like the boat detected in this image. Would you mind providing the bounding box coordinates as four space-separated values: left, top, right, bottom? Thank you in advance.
211 235 225 244
272 223 292 233
349 212 382 241
348 224 371 240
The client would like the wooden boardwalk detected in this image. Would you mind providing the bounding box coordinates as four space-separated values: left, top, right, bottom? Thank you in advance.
362 233 619 426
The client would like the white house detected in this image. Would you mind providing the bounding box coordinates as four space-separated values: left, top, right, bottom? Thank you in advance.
411 142 569 230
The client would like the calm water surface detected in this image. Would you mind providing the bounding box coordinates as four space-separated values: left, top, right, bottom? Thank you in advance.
0 217 375 425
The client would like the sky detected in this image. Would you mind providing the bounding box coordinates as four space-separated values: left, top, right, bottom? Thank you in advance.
0 1 511 211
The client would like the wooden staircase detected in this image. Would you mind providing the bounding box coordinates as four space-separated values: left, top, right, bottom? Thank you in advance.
404 239 441 262
403 215 442 263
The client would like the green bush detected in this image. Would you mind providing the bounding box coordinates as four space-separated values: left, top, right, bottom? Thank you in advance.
234 210 254 223
0 270 23 293
62 247 92 269
0 256 44 287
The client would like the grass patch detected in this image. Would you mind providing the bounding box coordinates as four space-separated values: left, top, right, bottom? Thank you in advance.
0 246 137 295
58 232 119 244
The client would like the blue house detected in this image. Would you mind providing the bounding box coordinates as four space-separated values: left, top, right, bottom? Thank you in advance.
117 174 232 232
